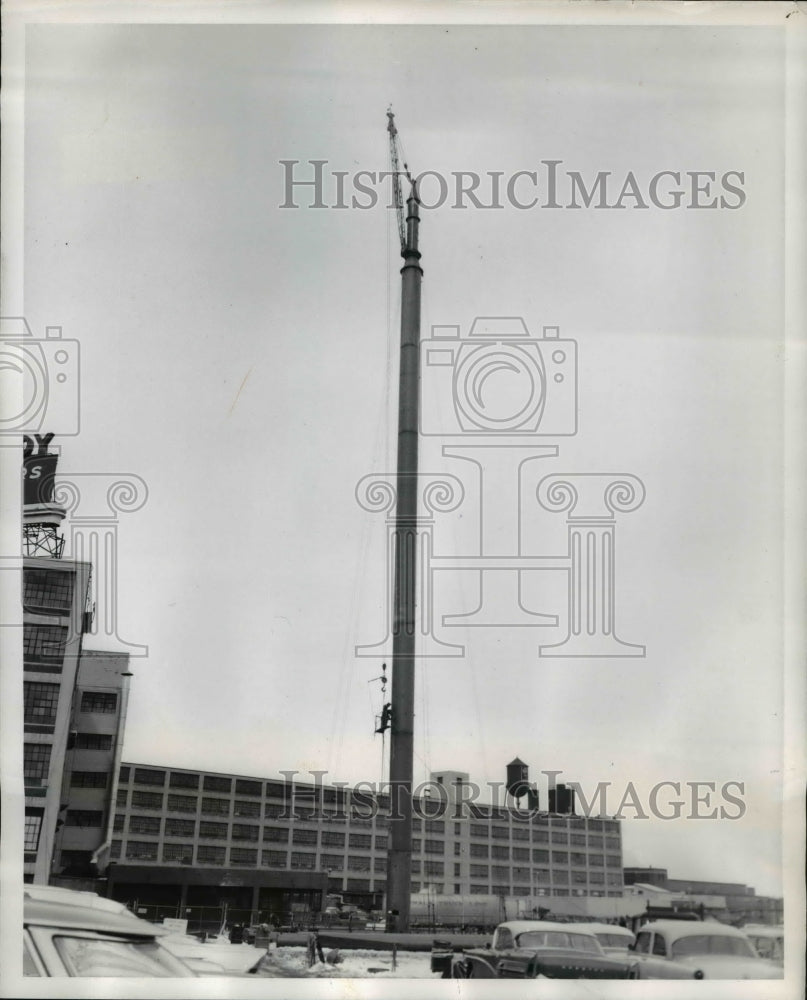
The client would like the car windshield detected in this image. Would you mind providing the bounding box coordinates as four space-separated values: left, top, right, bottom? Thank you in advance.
670 934 756 960
54 935 192 976
515 931 601 953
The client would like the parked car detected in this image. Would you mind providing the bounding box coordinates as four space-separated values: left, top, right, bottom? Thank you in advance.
431 920 639 979
24 883 141 916
630 920 782 979
159 931 269 975
23 888 196 977
743 924 784 965
575 922 636 954
321 905 368 928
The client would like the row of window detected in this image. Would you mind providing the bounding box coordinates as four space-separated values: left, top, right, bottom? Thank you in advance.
110 839 449 874
120 824 411 859
64 810 103 827
79 692 119 714
111 814 393 847
23 568 74 613
23 625 68 664
115 789 395 823
70 770 108 788
119 768 281 796
467 844 616 866
467 825 618 849
117 769 620 834
465 864 619 885
23 681 118 736
108 814 620 869
24 808 44 852
25 684 119 721
108 833 624 888
114 787 619 847
70 733 114 751
23 743 51 783
23 682 60 726
112 803 621 852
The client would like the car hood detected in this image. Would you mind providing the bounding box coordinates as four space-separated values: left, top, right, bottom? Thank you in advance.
160 934 267 975
676 954 782 980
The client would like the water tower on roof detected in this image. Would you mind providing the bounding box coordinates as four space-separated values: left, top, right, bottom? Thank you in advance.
23 433 66 558
506 757 540 809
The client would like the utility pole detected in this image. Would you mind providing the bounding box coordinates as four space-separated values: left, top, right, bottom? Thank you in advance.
385 111 421 933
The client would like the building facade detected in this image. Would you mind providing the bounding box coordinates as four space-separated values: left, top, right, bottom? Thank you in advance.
23 555 92 884
22 441 132 887
623 868 783 926
107 762 624 924
623 866 669 889
665 877 783 926
51 650 132 880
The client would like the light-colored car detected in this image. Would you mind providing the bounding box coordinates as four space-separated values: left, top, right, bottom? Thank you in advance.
23 887 196 977
630 920 782 979
575 922 636 954
743 924 784 965
160 931 269 975
432 919 639 979
24 883 142 916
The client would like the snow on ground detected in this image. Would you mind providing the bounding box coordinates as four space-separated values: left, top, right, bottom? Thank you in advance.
255 945 439 978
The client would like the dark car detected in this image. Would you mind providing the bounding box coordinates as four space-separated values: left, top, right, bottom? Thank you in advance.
432 920 639 979
23 887 196 977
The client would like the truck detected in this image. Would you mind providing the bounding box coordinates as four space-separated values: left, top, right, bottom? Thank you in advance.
407 894 551 931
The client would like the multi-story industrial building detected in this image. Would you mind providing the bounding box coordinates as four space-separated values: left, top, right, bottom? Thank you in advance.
22 441 131 886
664 877 783 926
23 554 92 884
106 762 624 924
623 867 783 926
51 650 132 880
623 866 669 889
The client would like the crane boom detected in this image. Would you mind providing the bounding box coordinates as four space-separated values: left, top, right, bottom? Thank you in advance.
386 110 410 252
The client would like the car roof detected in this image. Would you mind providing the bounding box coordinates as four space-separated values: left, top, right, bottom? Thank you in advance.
576 922 635 936
24 885 138 916
640 920 748 939
498 921 597 936
24 892 166 938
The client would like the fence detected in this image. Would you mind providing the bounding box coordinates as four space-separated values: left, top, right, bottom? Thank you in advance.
127 901 316 934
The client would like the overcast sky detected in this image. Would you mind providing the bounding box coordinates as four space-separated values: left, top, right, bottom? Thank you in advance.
20 21 788 896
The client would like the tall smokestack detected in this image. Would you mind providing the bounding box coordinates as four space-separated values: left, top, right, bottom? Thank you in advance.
385 182 422 934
